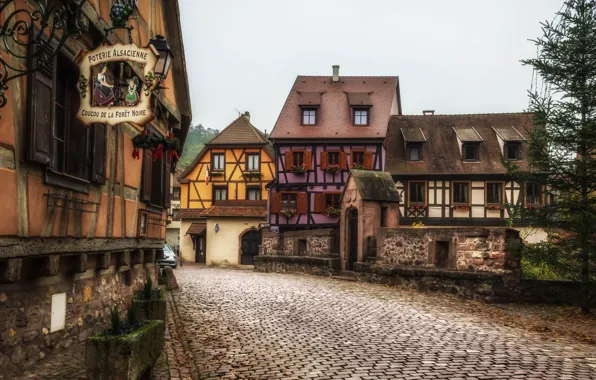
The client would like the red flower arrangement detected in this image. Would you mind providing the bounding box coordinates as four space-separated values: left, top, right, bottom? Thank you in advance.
324 206 341 217
351 162 366 170
486 205 502 211
408 204 427 210
291 163 307 174
324 163 341 174
452 205 470 211
280 208 297 218
526 204 541 210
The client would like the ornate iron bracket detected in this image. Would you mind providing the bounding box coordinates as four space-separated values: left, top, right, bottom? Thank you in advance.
0 0 88 110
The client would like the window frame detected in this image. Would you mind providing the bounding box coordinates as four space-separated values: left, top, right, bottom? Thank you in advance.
292 150 305 166
245 152 260 172
406 144 423 162
300 108 318 126
525 182 543 205
352 107 370 126
327 151 340 166
281 192 298 210
462 143 480 162
485 182 504 205
408 181 426 205
213 186 228 203
324 193 342 209
504 142 521 161
212 153 225 172
452 181 471 205
246 186 261 201
351 150 365 166
172 187 181 200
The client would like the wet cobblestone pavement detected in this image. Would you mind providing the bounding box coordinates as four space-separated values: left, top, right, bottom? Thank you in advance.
12 265 596 379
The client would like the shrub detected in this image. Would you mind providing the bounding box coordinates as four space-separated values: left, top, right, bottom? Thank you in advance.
143 277 153 300
110 307 121 335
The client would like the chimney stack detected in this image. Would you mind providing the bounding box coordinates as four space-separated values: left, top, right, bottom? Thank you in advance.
243 111 250 121
332 65 340 83
423 110 435 116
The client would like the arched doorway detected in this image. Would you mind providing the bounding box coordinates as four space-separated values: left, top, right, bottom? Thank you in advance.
346 208 358 270
240 230 260 265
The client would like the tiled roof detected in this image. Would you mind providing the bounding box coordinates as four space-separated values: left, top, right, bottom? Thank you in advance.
298 92 322 106
270 75 401 140
385 113 535 175
208 114 269 145
400 127 426 142
202 202 267 218
348 170 401 202
178 209 207 219
347 92 372 106
453 126 483 142
492 125 526 141
185 222 206 236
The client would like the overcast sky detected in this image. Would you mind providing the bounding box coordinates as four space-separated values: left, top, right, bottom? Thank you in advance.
179 0 564 132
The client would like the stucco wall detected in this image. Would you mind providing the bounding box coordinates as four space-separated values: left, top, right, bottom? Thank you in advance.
206 218 261 265
179 220 195 262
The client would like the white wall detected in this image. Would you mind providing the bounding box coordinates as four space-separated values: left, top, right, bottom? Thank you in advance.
206 218 261 265
180 220 195 262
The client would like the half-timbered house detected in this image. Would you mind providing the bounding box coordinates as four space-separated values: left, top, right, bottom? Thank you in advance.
385 113 547 242
267 66 402 232
178 113 275 265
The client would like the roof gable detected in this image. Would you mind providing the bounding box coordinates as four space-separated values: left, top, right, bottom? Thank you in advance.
343 170 401 203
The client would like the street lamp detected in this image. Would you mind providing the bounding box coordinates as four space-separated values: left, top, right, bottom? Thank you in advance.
149 35 174 87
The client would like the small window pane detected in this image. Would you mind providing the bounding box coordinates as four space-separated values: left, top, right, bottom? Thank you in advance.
213 154 225 170
486 183 502 204
505 144 520 160
354 109 368 125
325 194 341 209
215 188 227 201
281 193 297 209
453 183 469 204
328 152 340 165
409 182 425 204
407 145 421 161
463 144 478 161
247 154 259 171
352 151 364 166
303 109 316 125
248 188 260 200
526 183 541 204
293 152 304 166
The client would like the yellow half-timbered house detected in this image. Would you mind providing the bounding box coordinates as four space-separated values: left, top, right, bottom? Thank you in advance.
178 113 274 265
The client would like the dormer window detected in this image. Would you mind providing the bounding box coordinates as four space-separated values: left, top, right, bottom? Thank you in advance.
302 108 317 125
505 142 521 160
462 143 479 161
400 127 427 162
492 126 526 161
406 144 422 161
347 92 372 126
353 108 369 125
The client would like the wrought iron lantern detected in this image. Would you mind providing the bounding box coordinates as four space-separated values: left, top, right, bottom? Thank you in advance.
149 35 174 87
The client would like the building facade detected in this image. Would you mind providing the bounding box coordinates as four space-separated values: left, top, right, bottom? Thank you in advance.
268 66 402 232
178 113 274 264
166 168 184 249
0 1 191 376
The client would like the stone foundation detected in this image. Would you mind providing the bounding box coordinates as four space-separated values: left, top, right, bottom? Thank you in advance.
254 256 340 277
0 250 158 379
261 229 337 257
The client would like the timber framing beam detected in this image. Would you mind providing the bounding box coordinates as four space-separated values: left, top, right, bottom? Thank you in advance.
0 238 164 259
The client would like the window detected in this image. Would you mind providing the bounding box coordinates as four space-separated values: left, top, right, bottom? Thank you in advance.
505 143 521 160
138 210 148 236
281 193 297 209
409 182 426 204
435 242 450 268
302 108 317 125
246 153 260 171
526 183 542 205
352 151 365 166
328 151 340 165
406 144 422 161
141 128 172 209
150 154 165 207
212 153 225 171
172 187 181 200
486 183 503 204
172 209 180 220
463 144 479 161
325 193 341 209
453 182 469 204
247 187 261 201
214 187 228 202
353 108 369 125
292 151 305 166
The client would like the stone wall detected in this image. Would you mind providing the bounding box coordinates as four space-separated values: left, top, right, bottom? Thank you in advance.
377 227 522 273
0 250 158 379
261 229 338 257
254 256 340 277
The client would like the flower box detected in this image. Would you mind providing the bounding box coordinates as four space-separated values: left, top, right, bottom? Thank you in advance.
290 164 307 174
408 204 427 210
242 172 263 179
486 205 502 211
210 171 224 177
323 164 341 174
132 287 166 323
351 163 366 170
324 206 341 217
452 205 470 212
280 208 297 218
86 320 165 380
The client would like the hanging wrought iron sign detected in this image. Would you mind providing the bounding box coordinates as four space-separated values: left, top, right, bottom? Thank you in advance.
75 42 159 127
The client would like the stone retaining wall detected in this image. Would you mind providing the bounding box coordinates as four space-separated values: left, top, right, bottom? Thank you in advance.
254 256 340 277
261 229 337 257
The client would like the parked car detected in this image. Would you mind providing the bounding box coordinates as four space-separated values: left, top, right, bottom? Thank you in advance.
157 245 177 268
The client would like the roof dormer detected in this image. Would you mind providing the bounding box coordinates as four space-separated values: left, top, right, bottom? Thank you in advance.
400 127 427 161
298 92 322 126
453 126 483 162
347 92 372 126
492 126 525 161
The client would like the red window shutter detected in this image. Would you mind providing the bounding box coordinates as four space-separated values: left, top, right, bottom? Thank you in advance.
340 152 348 170
297 192 308 214
270 192 282 213
91 124 107 184
304 151 312 170
314 193 325 213
164 153 172 209
364 151 373 169
320 152 328 169
27 53 56 165
284 151 293 170
141 148 152 202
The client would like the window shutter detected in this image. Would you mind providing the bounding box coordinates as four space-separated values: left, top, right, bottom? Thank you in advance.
27 53 56 165
364 151 373 169
297 192 308 214
284 151 293 169
91 123 107 184
304 151 312 170
314 193 325 213
340 152 348 170
320 152 328 169
270 192 282 213
164 153 172 209
141 148 152 202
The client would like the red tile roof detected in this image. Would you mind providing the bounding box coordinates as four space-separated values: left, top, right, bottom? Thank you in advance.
178 209 207 219
202 201 267 218
270 76 401 140
185 223 206 236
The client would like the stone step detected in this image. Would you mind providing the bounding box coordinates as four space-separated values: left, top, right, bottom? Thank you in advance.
338 270 357 278
331 275 358 282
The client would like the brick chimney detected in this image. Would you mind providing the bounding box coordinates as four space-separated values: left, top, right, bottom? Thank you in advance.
423 110 435 116
332 65 340 83
243 111 250 121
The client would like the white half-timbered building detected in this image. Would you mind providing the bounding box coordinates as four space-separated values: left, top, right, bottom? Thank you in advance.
385 113 547 242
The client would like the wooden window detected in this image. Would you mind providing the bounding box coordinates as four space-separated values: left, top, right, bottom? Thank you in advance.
301 108 317 125
172 187 181 200
505 143 521 160
246 153 260 171
352 151 365 166
247 187 261 201
486 182 503 204
452 182 470 204
281 193 297 209
409 182 426 204
435 242 449 268
462 144 479 161
525 183 542 205
406 144 422 161
353 108 369 126
212 153 225 171
141 128 171 208
325 193 341 209
328 152 340 165
214 186 228 202
292 151 305 166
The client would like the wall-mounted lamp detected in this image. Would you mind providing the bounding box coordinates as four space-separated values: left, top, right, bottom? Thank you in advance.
149 35 174 89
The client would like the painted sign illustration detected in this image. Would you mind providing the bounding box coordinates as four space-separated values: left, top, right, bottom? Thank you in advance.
75 42 159 127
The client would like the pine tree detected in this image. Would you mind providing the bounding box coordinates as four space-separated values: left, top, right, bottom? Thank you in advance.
507 0 596 312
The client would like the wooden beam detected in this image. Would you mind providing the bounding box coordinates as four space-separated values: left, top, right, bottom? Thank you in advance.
98 253 110 269
132 249 144 265
0 258 22 283
45 255 60 276
75 254 88 273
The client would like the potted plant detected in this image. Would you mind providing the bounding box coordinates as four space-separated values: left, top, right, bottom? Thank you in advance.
290 163 307 174
486 204 502 211
243 172 263 179
351 163 366 170
323 163 341 174
280 208 297 218
408 204 427 211
324 206 341 217
452 205 470 212
86 306 165 380
132 278 166 323
210 171 224 177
